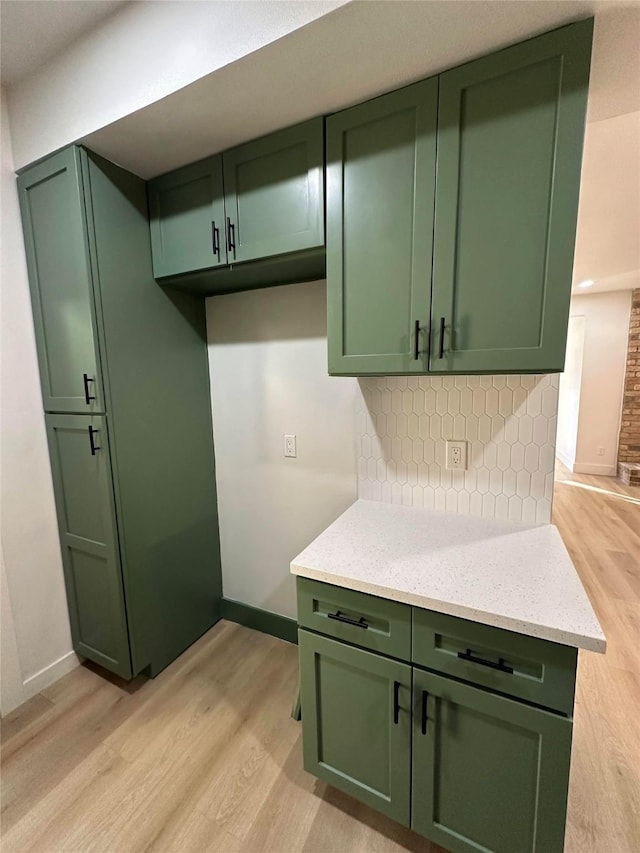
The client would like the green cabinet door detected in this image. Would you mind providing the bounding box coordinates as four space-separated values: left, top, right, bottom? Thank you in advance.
46 414 132 679
412 669 572 853
148 155 226 278
431 19 593 373
222 118 324 264
298 629 411 826
17 149 104 414
326 80 437 375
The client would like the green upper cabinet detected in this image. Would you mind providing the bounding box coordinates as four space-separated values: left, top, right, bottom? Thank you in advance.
17 148 104 413
147 119 325 287
222 118 324 264
46 414 132 679
412 669 573 853
326 80 438 375
298 629 412 826
326 19 592 375
431 19 593 373
148 155 226 278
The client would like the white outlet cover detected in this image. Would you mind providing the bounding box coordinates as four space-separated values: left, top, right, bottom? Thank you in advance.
446 440 467 470
284 434 297 458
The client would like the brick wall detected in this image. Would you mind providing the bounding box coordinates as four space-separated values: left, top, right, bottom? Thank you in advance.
618 288 640 465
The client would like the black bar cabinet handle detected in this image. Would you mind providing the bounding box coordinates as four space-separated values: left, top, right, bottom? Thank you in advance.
226 217 236 255
438 317 446 359
83 373 96 404
421 690 429 735
414 320 420 360
88 425 101 456
211 221 220 259
393 681 401 725
457 648 514 674
327 610 368 630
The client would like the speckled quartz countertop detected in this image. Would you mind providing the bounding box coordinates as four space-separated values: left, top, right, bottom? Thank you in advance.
290 500 606 653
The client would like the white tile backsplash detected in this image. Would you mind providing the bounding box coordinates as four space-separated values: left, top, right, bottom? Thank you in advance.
356 375 559 523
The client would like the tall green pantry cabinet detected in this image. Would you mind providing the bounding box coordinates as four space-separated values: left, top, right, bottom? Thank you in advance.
18 147 223 679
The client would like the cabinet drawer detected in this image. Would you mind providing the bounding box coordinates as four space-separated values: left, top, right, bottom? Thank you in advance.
297 578 411 660
412 608 577 715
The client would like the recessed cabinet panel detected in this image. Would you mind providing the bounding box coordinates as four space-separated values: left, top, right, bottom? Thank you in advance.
431 19 593 373
412 607 577 715
17 148 104 413
148 155 226 278
412 669 572 852
46 414 132 679
299 629 411 826
327 80 437 374
222 118 324 264
297 577 411 660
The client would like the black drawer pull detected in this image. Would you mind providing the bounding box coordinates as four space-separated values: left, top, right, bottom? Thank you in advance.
393 681 401 725
226 217 236 256
438 316 446 359
211 221 220 259
327 610 368 629
83 373 96 405
414 320 421 360
421 690 429 735
457 648 514 674
88 425 101 456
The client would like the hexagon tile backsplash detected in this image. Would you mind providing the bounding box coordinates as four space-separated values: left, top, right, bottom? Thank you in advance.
356 374 559 524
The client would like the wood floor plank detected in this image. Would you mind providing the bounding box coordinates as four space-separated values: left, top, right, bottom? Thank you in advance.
1 464 637 852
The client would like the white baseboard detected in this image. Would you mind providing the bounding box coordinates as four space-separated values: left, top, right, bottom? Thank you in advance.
21 650 81 699
573 462 618 477
555 449 575 471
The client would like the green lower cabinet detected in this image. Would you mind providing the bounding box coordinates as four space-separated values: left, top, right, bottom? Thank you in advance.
46 414 132 679
412 669 573 853
298 629 411 826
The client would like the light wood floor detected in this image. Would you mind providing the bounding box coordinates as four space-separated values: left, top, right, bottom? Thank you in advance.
1 467 638 853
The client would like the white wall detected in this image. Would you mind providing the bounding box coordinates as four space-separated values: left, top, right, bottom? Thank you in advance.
0 90 79 716
565 291 632 475
207 281 357 620
557 316 586 470
7 1 346 171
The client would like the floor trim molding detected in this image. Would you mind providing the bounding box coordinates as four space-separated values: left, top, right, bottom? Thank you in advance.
573 462 617 476
221 599 297 644
22 650 81 697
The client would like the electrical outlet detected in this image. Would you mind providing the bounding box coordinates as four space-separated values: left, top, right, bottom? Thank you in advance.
597 446 605 456
446 440 467 470
284 434 297 458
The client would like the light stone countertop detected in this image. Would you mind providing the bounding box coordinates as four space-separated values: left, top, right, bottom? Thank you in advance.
290 499 606 653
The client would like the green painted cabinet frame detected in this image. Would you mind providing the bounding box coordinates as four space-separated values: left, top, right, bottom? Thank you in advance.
148 155 226 278
299 629 573 851
46 414 132 678
431 19 593 373
299 629 412 826
17 148 105 414
222 117 324 264
327 19 593 376
326 79 437 375
297 577 577 851
147 118 325 287
412 669 573 852
18 147 223 680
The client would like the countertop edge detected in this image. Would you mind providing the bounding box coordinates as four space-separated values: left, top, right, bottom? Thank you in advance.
291 562 607 654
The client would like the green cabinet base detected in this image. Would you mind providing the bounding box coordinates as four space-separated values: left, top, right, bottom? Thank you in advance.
158 247 325 297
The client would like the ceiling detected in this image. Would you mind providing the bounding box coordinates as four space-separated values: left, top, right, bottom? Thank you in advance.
73 0 640 179
2 0 638 295
0 0 127 85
